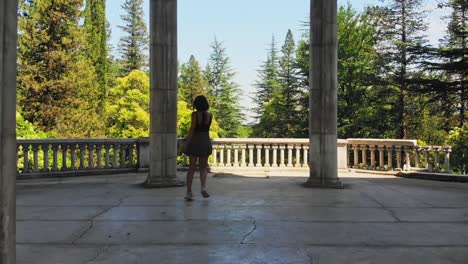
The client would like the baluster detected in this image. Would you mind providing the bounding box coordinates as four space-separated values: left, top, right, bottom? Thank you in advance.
279 145 285 167
287 145 293 167
424 146 431 170
387 145 393 171
79 144 86 170
444 147 451 173
43 143 49 172
272 145 278 167
233 145 239 167
219 145 225 167
395 146 402 171
378 145 385 170
360 145 367 168
415 147 421 168
88 144 95 169
212 145 218 167
96 144 103 169
16 145 20 174
52 144 59 171
264 144 270 167
433 146 441 172
248 145 254 167
241 145 247 167
369 145 376 169
23 144 30 173
404 146 411 171
226 145 232 167
120 144 126 168
128 143 134 167
113 143 119 168
352 144 359 168
303 145 309 167
295 145 301 167
61 144 68 171
105 144 111 168
256 145 263 167
70 144 77 170
32 144 39 173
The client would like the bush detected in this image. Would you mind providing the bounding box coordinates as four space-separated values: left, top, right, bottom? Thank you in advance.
446 125 468 175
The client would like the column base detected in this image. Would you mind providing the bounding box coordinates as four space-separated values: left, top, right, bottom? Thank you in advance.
303 177 344 189
143 177 185 188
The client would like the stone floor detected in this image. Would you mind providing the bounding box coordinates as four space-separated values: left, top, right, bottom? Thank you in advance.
16 172 468 264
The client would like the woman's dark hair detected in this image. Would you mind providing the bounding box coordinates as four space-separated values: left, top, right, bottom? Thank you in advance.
193 95 209 111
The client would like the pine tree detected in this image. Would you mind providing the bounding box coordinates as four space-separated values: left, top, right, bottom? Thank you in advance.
118 0 149 74
204 38 243 138
371 0 430 139
17 0 103 137
179 55 208 108
252 36 281 121
277 30 302 137
421 0 467 128
84 0 109 111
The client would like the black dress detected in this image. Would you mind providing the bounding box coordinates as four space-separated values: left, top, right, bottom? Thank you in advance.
184 111 213 157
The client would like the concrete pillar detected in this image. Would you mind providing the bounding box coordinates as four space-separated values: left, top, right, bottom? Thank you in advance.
145 0 183 187
304 0 343 188
0 0 18 262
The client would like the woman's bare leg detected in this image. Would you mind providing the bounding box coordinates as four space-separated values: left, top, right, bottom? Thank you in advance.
186 156 197 193
199 156 209 193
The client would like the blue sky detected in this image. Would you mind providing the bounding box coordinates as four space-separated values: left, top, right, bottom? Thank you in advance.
106 0 449 119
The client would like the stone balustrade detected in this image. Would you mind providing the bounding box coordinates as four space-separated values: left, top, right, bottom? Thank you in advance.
16 138 453 178
17 139 139 178
347 139 452 173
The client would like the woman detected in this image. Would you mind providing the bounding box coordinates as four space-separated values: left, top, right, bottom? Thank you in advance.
183 95 213 201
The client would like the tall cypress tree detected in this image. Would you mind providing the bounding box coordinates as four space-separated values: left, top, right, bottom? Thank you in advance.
17 0 103 137
204 38 243 137
84 0 109 111
119 0 149 74
179 55 208 108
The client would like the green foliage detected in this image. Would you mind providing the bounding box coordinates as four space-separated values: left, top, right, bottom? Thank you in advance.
178 55 208 108
17 0 103 138
16 112 50 139
106 70 150 138
446 125 468 174
118 0 149 74
204 38 244 137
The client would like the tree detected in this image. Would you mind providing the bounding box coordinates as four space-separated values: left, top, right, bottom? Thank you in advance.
179 55 208 108
17 0 103 137
118 0 149 74
272 29 304 138
419 0 467 128
106 70 150 138
204 38 244 137
84 0 109 111
370 0 430 138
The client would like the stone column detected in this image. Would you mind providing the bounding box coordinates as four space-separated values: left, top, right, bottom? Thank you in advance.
145 0 183 187
0 0 18 262
304 0 343 188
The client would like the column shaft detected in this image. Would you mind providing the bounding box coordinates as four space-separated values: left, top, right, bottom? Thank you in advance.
305 0 342 188
0 0 18 262
145 0 183 187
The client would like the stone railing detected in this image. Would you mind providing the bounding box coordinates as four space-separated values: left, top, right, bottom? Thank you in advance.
347 139 452 173
17 139 140 178
17 138 453 178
